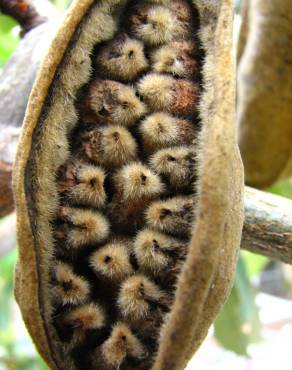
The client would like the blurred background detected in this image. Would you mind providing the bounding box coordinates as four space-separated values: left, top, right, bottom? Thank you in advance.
0 0 292 369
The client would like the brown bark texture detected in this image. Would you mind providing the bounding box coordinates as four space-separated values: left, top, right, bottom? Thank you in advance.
242 187 292 265
0 0 46 35
0 3 58 216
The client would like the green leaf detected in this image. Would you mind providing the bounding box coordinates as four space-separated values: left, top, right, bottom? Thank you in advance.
241 250 268 278
0 249 17 330
0 15 20 67
214 257 261 355
268 177 292 200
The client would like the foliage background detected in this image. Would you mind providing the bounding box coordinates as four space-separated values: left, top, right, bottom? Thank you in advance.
0 0 292 368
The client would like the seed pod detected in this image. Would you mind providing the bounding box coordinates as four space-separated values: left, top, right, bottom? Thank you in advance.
13 1 243 370
118 274 172 345
145 196 194 238
133 228 187 290
113 162 164 202
151 40 199 79
167 0 194 24
147 0 171 4
127 3 192 46
108 163 165 231
64 303 106 343
139 112 197 155
150 146 196 192
90 240 133 282
81 79 146 126
79 125 138 169
55 207 110 248
95 33 149 81
57 160 107 208
137 73 199 116
101 322 146 368
133 228 187 275
52 262 91 305
118 275 168 321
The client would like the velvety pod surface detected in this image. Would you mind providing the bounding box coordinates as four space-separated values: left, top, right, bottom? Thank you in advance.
14 0 241 369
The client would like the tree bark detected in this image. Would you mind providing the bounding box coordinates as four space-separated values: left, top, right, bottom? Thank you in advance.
242 187 292 264
0 3 59 216
0 0 47 36
0 127 20 216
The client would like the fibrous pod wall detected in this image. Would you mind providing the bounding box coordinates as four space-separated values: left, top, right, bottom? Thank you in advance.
13 1 244 370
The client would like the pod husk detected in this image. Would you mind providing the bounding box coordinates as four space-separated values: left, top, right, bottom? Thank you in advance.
238 0 292 188
13 0 244 369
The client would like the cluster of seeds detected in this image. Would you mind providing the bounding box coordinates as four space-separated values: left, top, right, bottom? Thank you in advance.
51 1 202 369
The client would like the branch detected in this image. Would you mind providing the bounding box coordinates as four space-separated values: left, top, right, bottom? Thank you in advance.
0 0 47 36
0 5 59 216
0 126 20 216
242 187 292 264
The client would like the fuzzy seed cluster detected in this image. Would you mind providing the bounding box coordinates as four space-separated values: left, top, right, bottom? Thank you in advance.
52 1 201 369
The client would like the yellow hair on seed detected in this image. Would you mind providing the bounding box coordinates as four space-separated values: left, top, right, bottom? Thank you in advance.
70 164 107 208
134 229 175 273
145 196 194 237
118 275 162 320
148 0 171 3
101 125 138 167
151 40 199 79
139 112 178 151
150 146 194 189
60 207 110 247
53 262 90 305
86 80 146 126
138 73 199 116
102 323 145 367
168 0 193 24
130 5 185 46
96 33 149 81
113 85 146 126
90 241 133 281
66 303 106 332
81 125 138 169
103 126 137 166
114 162 165 201
137 73 173 111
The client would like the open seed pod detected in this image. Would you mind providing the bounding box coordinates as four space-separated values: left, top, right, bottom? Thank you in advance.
13 1 244 369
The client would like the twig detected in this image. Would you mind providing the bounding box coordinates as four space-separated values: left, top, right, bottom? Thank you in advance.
242 187 292 264
0 0 47 36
